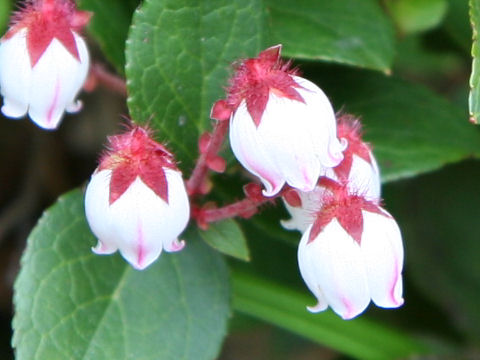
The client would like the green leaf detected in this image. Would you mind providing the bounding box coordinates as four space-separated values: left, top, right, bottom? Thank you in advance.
13 189 230 360
312 67 480 182
126 0 264 172
0 0 11 34
232 270 429 360
384 160 480 341
444 0 471 52
125 0 398 172
385 0 448 34
265 0 396 72
469 0 480 123
77 0 139 72
199 219 250 261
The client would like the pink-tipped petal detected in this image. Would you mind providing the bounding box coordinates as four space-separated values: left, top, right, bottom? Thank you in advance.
361 210 404 308
307 298 329 313
92 240 117 255
66 99 83 113
164 239 186 253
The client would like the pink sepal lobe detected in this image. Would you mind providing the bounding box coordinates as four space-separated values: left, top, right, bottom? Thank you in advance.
283 188 302 207
308 180 387 244
225 44 305 127
99 125 178 205
210 100 232 121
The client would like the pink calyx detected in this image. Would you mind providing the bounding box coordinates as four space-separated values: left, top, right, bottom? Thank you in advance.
308 179 387 244
5 0 92 67
99 125 177 205
225 44 305 126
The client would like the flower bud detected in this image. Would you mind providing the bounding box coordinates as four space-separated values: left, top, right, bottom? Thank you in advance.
84 126 190 270
331 115 381 200
0 0 90 129
297 184 404 319
213 45 345 197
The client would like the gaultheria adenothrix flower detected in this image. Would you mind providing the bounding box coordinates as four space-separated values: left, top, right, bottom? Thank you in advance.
297 179 404 319
85 126 190 270
281 116 381 233
0 0 90 129
211 45 345 197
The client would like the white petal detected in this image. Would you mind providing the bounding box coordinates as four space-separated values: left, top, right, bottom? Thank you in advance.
1 97 28 118
297 226 329 313
109 171 189 270
299 220 370 319
230 102 285 196
293 76 345 168
159 169 190 252
28 33 89 129
85 170 117 254
361 210 404 308
0 29 31 119
258 92 322 192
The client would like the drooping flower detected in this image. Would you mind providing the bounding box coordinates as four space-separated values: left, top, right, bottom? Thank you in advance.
297 180 404 319
0 0 91 129
211 45 345 197
84 125 190 270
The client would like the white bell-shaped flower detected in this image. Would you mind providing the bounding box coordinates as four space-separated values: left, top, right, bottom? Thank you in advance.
212 45 344 197
297 185 404 319
0 0 90 129
84 126 190 270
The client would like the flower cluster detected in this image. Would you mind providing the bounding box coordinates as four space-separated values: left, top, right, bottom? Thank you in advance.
1 1 404 320
281 117 403 319
0 0 90 129
214 46 404 319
